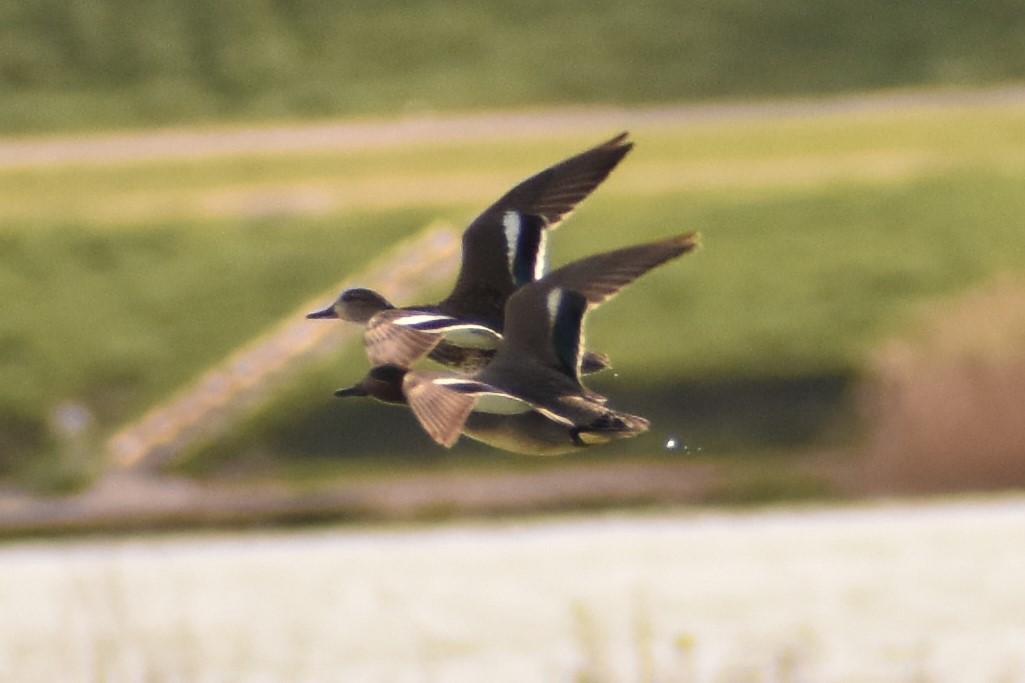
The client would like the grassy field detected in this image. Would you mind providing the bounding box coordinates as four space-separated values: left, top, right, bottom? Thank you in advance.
3 0 1023 133
2 497 1024 682
4 93 1025 482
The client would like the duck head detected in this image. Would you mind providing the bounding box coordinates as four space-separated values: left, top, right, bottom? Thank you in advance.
334 364 408 405
307 288 393 324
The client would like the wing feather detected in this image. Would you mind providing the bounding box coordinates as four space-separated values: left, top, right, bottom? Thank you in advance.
364 310 445 368
443 133 633 318
542 232 700 307
495 233 699 376
403 372 480 447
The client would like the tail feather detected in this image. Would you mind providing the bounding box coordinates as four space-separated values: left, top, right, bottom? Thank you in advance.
575 410 650 445
580 349 611 375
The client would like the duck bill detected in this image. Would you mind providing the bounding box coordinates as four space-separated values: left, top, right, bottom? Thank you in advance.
334 385 368 398
306 305 339 320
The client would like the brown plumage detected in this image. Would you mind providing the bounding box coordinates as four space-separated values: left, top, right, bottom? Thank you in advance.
308 133 633 375
374 232 702 454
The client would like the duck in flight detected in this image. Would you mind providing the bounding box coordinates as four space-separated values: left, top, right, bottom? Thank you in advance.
306 132 633 374
336 232 700 455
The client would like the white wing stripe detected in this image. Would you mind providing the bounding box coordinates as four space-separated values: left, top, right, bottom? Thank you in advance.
534 229 547 280
502 210 521 279
546 288 562 325
393 313 454 327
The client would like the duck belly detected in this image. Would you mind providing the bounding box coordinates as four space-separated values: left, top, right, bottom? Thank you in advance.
463 411 602 456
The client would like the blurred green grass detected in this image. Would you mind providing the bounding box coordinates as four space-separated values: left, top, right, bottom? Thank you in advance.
0 211 431 475
2 0 1024 133
3 99 1025 482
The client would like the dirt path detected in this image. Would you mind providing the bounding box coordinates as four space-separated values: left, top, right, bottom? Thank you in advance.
2 86 1024 168
6 85 1025 228
0 459 735 536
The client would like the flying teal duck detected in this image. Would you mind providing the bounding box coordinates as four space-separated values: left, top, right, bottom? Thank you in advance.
336 232 700 455
307 133 632 374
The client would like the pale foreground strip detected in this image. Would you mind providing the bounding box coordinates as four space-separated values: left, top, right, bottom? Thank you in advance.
1 497 1023 682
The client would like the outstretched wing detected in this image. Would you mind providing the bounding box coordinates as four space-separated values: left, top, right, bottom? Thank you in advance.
403 373 485 447
495 232 700 379
541 232 700 308
403 371 576 448
441 133 634 320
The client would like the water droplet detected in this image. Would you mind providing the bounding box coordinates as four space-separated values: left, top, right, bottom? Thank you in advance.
51 401 94 439
665 436 680 451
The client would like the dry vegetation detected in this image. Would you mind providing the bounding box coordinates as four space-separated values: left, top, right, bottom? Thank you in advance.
860 275 1025 492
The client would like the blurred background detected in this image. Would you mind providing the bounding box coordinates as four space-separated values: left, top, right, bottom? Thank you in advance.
2 0 1024 513
2 0 1025 510
0 0 1020 516
3 0 1025 680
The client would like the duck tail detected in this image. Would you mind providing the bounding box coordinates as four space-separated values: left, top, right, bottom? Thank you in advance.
574 410 650 445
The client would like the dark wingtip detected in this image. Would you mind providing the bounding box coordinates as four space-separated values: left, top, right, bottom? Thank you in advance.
670 231 702 256
601 131 634 160
605 131 632 147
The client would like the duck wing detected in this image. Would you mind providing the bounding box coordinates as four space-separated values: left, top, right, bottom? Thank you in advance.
364 310 445 368
494 233 699 381
541 232 700 308
441 133 633 320
365 309 503 369
403 372 574 448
